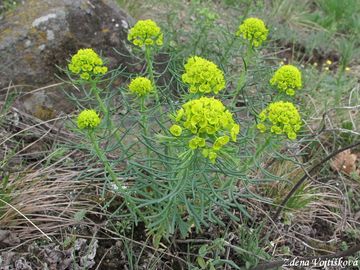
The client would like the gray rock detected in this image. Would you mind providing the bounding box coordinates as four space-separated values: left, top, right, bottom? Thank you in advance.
0 0 135 115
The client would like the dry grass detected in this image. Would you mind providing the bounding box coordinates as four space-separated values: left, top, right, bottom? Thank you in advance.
0 103 112 249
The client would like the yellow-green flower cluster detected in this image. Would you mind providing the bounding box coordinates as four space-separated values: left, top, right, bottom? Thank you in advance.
127 19 163 47
68 48 108 81
169 97 240 163
256 101 302 140
181 56 225 95
270 65 302 96
128 77 153 97
236 17 268 47
77 109 101 129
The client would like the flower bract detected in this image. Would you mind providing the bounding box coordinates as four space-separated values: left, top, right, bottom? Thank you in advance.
182 56 225 95
169 97 240 163
270 65 302 96
128 77 153 97
236 17 268 47
68 48 108 81
77 109 101 129
128 19 163 48
257 101 302 140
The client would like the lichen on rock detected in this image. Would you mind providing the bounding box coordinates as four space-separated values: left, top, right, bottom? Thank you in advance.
0 0 135 116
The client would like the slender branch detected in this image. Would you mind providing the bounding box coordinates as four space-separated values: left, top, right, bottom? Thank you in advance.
145 46 159 104
91 83 126 152
273 140 360 221
88 131 119 186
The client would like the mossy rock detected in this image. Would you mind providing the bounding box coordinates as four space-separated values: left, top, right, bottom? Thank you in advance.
0 0 135 115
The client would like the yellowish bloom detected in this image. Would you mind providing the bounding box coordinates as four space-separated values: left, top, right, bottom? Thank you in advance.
128 77 153 97
213 135 229 150
128 19 163 48
80 72 90 80
68 48 108 81
345 67 351 71
170 97 240 163
189 136 206 149
270 65 302 96
170 125 182 137
256 123 266 133
326 59 332 65
77 109 101 129
202 149 217 164
182 56 225 95
257 101 302 140
236 17 269 47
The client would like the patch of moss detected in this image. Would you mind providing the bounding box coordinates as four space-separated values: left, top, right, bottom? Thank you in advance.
0 0 19 16
34 105 56 120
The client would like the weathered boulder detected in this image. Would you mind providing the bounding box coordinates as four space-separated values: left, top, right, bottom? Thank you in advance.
0 0 135 115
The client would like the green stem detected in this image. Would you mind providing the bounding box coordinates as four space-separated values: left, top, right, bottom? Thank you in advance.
140 97 148 136
91 83 110 128
140 97 151 163
192 24 208 54
138 153 193 209
88 131 120 190
221 36 236 67
145 46 165 128
94 90 109 120
242 134 272 172
88 130 144 222
231 70 247 108
91 82 126 154
230 45 253 107
145 46 159 104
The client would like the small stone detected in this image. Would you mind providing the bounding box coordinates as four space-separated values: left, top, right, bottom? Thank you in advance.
38 44 46 51
24 39 32 47
46 30 55 40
